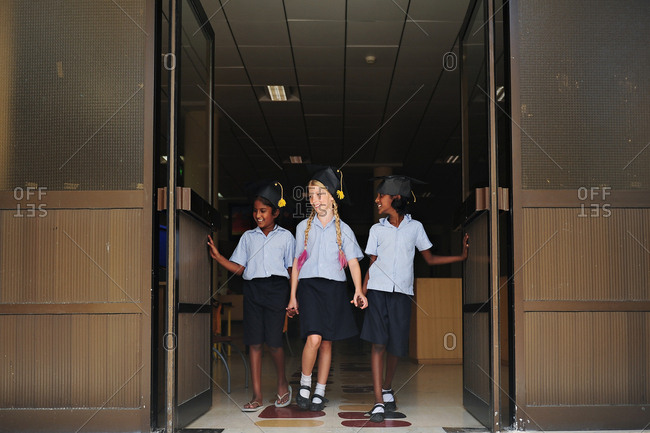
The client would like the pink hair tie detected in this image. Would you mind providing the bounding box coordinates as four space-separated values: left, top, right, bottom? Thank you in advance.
296 249 309 271
338 250 348 270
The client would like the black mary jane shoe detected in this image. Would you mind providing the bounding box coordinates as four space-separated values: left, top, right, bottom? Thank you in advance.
296 385 311 410
309 393 328 411
368 403 385 423
382 389 396 412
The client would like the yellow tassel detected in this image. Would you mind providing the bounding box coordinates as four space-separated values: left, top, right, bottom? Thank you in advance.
275 182 286 207
336 169 345 200
411 191 417 203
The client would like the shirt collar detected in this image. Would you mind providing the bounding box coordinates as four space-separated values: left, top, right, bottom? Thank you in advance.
379 214 412 228
254 224 279 235
314 216 335 229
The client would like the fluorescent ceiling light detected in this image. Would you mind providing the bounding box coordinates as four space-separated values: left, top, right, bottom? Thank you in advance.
267 85 287 101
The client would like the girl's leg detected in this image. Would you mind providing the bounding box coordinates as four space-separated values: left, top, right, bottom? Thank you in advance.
297 334 322 407
309 340 332 411
315 340 332 385
371 343 386 404
268 346 289 401
382 352 399 390
301 334 322 375
246 344 263 407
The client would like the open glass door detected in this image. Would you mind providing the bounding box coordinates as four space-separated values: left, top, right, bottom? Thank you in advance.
460 0 512 430
156 0 216 430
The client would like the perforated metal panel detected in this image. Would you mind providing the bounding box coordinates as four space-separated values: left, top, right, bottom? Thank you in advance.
1 0 145 191
517 0 650 190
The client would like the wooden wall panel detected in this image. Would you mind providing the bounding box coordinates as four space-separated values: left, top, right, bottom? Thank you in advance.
525 312 648 405
522 208 650 301
0 314 142 408
0 209 143 304
410 278 463 363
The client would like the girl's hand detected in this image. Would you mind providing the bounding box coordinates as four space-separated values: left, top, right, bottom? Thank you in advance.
351 292 368 309
286 298 299 318
461 233 470 260
207 235 220 260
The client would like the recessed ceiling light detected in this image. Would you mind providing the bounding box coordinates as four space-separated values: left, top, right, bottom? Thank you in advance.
267 85 287 101
289 155 303 164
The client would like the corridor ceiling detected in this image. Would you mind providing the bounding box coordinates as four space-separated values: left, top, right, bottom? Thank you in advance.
196 0 471 216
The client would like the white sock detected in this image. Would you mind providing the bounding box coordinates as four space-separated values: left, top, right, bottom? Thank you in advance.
300 373 312 398
382 388 394 403
371 403 385 414
314 382 326 398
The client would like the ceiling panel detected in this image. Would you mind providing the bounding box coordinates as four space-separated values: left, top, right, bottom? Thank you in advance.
401 21 462 48
214 67 249 85
396 45 450 68
247 67 297 86
284 0 345 20
228 21 291 46
299 85 344 102
214 46 243 67
259 101 304 117
288 21 345 46
346 67 394 88
345 85 389 103
214 85 258 102
407 0 471 22
347 0 409 21
221 0 287 21
346 21 404 46
296 67 344 86
305 115 343 137
293 46 344 68
346 46 398 68
239 46 294 68
345 101 385 116
302 100 344 116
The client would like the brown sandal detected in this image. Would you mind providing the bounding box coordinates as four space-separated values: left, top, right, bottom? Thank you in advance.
242 400 263 412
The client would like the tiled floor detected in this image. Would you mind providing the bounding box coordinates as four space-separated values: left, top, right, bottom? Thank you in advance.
188 337 486 432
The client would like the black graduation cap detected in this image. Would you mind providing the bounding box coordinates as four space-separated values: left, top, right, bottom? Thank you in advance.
248 180 287 209
374 175 426 201
307 165 349 203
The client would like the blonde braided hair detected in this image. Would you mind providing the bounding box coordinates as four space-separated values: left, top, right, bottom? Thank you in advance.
303 207 316 249
332 200 344 257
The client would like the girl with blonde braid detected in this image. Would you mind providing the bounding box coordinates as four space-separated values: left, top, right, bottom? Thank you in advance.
286 167 367 412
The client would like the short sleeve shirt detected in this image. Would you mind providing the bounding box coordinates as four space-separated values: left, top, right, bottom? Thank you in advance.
229 225 295 280
294 216 363 282
365 214 433 295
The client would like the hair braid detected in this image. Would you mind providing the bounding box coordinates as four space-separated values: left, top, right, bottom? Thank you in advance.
332 201 347 269
304 207 316 248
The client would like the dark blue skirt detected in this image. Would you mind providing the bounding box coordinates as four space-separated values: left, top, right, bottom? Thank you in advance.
296 277 358 341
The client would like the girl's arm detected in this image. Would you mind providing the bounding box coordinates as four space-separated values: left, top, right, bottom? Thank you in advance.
362 255 377 295
420 233 470 266
207 235 245 275
286 258 300 317
348 258 368 309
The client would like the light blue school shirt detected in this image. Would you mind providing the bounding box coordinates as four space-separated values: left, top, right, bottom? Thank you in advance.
365 214 433 295
229 225 295 281
294 216 363 282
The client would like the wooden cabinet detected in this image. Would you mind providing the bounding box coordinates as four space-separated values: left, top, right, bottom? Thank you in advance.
409 278 463 364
